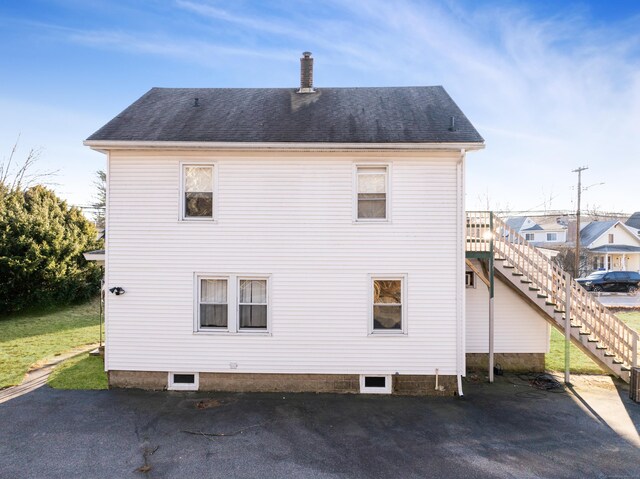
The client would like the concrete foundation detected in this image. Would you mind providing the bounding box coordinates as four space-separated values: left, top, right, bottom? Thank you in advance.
108 370 167 390
393 375 457 396
466 353 545 373
108 370 459 396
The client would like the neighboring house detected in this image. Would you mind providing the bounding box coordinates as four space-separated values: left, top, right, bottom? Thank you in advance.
580 220 640 273
83 53 559 394
505 216 538 236
505 216 567 244
522 218 567 244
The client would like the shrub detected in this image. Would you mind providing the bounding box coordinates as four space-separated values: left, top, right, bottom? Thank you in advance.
0 185 102 313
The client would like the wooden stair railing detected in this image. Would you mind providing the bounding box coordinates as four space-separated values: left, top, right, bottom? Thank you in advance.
466 211 638 379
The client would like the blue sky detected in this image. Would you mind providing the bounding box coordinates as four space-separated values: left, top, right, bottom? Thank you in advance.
1 0 639 213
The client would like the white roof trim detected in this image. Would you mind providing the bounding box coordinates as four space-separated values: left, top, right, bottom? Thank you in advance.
83 251 105 262
83 140 485 153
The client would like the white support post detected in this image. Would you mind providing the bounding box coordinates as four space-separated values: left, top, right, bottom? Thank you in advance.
489 296 495 383
565 271 572 385
633 332 638 369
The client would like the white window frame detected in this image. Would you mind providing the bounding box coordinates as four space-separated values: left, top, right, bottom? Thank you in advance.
546 233 557 241
237 276 271 334
368 274 407 335
359 374 392 394
168 372 199 391
525 233 534 241
196 276 230 332
194 274 271 335
180 162 217 221
353 163 391 223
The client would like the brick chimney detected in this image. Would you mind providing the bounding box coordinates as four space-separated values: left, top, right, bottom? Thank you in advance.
298 51 315 93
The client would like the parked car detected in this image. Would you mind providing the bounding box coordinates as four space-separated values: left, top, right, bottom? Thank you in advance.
576 271 640 293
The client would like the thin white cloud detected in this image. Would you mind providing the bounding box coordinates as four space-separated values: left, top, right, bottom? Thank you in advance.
9 0 639 212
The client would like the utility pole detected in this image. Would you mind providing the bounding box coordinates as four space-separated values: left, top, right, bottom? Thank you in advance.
572 166 588 278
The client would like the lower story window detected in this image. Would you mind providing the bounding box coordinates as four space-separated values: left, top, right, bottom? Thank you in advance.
239 279 268 330
371 277 405 333
199 278 228 329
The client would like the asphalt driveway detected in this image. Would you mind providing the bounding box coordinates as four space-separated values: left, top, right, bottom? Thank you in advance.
1 375 639 478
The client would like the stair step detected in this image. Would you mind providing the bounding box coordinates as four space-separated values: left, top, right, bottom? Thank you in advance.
604 352 616 357
529 287 540 291
512 272 524 277
596 345 607 350
571 324 582 329
520 279 532 284
621 366 631 371
613 359 624 365
579 331 591 336
587 338 599 343
495 257 506 261
537 294 548 299
503 265 515 269
545 301 556 306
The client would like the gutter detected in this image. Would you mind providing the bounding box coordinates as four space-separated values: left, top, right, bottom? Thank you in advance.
83 140 486 153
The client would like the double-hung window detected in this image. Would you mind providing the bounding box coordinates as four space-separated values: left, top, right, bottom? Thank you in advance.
199 279 228 329
371 276 405 334
182 164 214 220
196 275 269 333
356 166 388 220
239 279 268 330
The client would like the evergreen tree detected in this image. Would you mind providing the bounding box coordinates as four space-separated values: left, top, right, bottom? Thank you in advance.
0 185 102 313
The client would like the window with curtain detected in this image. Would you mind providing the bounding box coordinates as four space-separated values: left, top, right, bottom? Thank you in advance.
239 279 268 330
357 166 387 220
199 279 227 328
183 165 213 218
372 279 402 331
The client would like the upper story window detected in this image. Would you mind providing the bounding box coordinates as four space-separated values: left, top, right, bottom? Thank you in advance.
546 233 557 241
356 166 388 221
182 165 214 220
608 233 614 244
525 233 534 241
371 277 405 334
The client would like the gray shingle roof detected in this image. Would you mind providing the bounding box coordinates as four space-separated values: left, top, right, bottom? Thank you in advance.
590 245 640 253
626 212 640 229
505 217 529 232
580 221 617 246
86 87 484 144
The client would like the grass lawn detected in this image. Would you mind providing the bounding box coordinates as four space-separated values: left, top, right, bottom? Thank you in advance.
0 299 101 389
48 353 107 390
546 310 640 374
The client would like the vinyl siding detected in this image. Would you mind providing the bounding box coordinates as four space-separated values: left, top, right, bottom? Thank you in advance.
106 151 462 375
465 269 550 353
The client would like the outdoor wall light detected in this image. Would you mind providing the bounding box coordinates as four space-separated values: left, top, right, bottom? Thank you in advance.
109 286 125 296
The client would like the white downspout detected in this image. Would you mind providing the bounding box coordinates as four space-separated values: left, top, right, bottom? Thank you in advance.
457 149 466 398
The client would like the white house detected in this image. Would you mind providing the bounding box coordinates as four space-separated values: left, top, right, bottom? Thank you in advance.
83 53 590 395
506 216 567 244
581 220 640 273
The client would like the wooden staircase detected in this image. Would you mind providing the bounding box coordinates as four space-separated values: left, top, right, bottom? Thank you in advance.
466 212 638 382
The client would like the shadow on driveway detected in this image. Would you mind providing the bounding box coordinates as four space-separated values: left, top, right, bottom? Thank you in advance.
1 375 639 478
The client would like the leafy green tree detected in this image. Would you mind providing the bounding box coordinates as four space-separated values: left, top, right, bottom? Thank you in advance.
0 185 102 313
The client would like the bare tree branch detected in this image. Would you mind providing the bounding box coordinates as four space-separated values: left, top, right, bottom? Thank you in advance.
1 137 57 192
